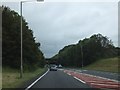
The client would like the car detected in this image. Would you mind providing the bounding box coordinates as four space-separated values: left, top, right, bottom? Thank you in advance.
49 64 57 71
57 64 62 68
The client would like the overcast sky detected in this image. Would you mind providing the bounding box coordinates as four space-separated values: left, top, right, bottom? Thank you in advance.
2 1 118 58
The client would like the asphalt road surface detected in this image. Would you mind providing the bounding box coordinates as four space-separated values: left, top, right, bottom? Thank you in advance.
30 70 91 88
64 69 120 89
70 69 120 81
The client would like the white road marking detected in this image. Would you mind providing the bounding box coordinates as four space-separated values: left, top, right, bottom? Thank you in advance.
80 73 119 83
25 69 49 90
67 73 71 76
58 69 64 70
66 69 119 82
90 83 119 87
64 69 119 83
86 80 114 83
73 76 86 84
83 70 87 71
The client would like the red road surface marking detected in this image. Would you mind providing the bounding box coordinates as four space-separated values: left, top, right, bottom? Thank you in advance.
64 70 120 89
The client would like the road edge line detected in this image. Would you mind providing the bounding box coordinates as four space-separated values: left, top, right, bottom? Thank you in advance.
73 76 86 84
25 68 49 90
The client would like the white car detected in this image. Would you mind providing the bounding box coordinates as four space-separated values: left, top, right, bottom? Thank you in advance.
57 64 62 68
49 64 57 71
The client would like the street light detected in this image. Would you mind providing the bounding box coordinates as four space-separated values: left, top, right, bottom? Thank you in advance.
20 0 44 78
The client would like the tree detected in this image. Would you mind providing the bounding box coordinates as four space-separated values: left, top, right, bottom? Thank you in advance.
52 34 118 67
2 6 45 70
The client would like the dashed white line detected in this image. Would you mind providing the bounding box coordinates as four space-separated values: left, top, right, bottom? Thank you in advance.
83 70 87 71
67 73 71 76
25 69 49 90
73 76 86 84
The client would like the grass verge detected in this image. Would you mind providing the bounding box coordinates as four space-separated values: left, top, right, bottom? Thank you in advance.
2 67 47 88
0 67 2 89
82 57 120 73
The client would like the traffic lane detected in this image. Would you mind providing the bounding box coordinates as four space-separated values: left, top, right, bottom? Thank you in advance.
69 69 120 81
30 70 91 88
80 70 120 81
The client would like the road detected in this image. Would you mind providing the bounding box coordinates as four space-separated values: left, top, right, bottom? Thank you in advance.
30 69 91 88
69 69 120 81
26 68 120 89
63 69 120 89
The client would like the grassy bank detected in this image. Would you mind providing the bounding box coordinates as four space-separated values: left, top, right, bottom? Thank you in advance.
83 57 119 73
2 67 47 88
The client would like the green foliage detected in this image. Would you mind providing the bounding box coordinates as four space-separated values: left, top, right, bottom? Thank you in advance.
83 57 119 73
2 6 45 70
52 34 119 67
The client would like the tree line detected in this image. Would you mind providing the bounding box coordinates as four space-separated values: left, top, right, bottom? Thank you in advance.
2 6 45 71
2 6 119 69
52 34 119 67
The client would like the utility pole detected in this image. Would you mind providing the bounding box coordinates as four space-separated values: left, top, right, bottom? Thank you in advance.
81 45 83 69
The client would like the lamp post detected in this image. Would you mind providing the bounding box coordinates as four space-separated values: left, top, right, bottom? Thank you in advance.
20 0 44 78
81 45 83 69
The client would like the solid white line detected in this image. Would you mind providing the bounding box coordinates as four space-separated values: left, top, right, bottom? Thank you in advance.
25 69 49 90
73 76 86 84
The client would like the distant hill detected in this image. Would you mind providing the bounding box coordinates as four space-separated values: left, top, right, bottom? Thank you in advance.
52 34 119 67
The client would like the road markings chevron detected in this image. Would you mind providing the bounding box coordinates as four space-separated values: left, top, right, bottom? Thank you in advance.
64 70 120 89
